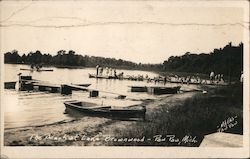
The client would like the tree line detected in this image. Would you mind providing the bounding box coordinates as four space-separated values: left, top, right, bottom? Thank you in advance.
163 42 243 78
4 49 162 71
4 42 243 78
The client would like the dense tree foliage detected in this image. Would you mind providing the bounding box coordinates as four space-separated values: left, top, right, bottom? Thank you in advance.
4 49 162 71
163 42 243 77
4 42 243 78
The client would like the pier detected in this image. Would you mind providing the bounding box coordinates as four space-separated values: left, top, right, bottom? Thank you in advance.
5 76 91 95
4 76 127 98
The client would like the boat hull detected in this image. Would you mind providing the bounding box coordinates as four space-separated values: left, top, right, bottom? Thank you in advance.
130 86 181 94
64 101 146 120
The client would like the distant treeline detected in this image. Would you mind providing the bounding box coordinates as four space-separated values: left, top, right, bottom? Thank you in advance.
4 42 243 77
4 49 162 71
163 42 243 78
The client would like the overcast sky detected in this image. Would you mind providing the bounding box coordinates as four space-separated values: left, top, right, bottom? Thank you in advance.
0 1 247 63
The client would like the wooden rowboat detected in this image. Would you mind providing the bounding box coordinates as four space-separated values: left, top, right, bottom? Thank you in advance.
88 73 118 79
129 86 181 95
64 100 146 120
20 68 53 72
147 86 181 95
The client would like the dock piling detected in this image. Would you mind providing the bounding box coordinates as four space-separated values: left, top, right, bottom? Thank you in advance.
61 85 72 95
89 90 99 97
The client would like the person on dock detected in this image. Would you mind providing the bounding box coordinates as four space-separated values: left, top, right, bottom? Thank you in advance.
240 71 243 83
186 76 191 85
114 69 117 78
210 71 215 83
118 72 124 78
35 65 41 71
195 75 200 83
99 67 103 76
181 77 185 84
96 65 100 76
217 74 221 83
31 63 35 69
163 76 167 85
15 73 22 91
109 68 113 76
174 75 178 81
214 75 218 84
106 67 109 76
220 74 224 82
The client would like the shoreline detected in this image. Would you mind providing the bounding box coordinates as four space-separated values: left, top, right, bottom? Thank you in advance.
4 91 198 146
5 63 159 72
4 84 243 146
5 63 240 84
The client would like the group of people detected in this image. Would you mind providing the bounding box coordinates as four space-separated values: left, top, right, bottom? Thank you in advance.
169 75 202 84
31 63 43 71
96 65 116 77
209 71 224 83
210 71 244 83
94 66 245 85
96 65 124 78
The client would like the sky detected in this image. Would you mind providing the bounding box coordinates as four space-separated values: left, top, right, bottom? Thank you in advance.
0 1 247 64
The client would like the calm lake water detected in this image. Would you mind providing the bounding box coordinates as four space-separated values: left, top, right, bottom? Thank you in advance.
4 64 180 129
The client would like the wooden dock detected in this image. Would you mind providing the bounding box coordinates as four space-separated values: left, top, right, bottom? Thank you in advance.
5 76 91 95
5 76 127 98
4 81 16 89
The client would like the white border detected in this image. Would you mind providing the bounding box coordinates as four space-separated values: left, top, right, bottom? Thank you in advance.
0 0 249 158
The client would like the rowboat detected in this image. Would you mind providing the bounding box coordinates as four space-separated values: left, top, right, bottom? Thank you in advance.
129 86 147 92
88 73 118 79
89 73 150 81
147 86 181 95
129 86 181 95
20 68 53 72
64 100 146 120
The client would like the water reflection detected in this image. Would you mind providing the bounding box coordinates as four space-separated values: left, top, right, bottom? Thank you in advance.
4 64 166 129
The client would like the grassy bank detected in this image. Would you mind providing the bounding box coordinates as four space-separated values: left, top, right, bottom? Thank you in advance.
4 83 242 146
109 83 243 146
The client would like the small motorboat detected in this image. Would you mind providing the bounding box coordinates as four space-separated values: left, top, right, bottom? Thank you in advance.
64 100 146 120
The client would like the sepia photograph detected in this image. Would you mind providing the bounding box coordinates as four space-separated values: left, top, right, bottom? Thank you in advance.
0 0 249 158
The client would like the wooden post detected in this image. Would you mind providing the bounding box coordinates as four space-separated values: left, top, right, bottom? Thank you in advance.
142 106 146 121
89 90 99 97
19 75 33 91
61 85 72 95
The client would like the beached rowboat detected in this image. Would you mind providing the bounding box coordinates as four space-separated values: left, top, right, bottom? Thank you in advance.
20 68 54 72
129 86 181 95
64 100 146 120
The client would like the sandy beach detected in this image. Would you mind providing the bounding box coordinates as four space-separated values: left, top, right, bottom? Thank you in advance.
4 90 198 146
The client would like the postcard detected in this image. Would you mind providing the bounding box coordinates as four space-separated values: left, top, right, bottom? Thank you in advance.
0 0 249 158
